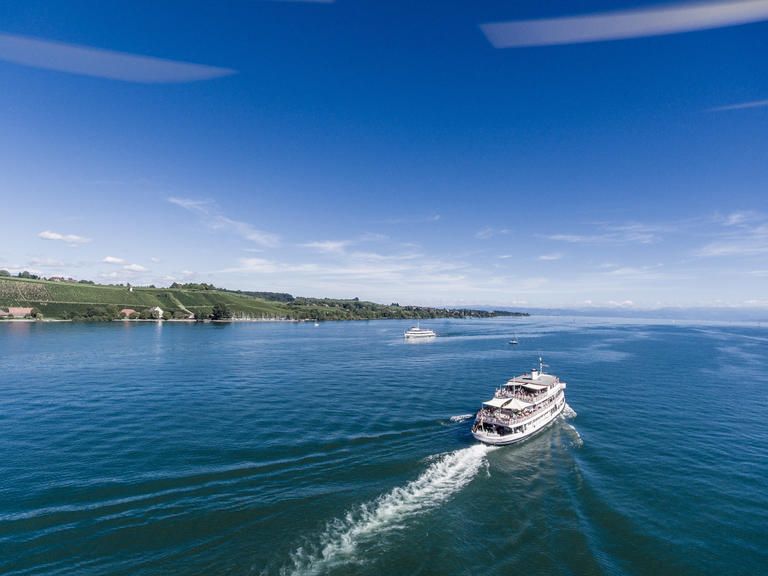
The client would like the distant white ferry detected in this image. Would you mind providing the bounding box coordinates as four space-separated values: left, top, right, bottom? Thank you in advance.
472 357 567 445
404 322 436 339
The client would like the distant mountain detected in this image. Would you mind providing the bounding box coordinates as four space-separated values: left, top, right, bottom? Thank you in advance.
486 306 768 323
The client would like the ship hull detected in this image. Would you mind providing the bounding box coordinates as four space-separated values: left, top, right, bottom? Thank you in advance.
472 394 566 446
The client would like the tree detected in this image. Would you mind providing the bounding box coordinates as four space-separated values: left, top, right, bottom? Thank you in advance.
30 307 42 319
0 269 10 277
211 303 232 320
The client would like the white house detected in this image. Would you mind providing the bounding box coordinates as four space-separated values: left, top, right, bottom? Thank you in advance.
149 306 164 319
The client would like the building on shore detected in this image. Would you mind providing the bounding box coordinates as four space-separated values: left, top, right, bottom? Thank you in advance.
0 307 34 318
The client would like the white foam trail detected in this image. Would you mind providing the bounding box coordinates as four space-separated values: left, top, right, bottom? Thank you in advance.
449 413 474 423
559 404 582 447
281 444 491 575
563 422 584 448
562 403 578 419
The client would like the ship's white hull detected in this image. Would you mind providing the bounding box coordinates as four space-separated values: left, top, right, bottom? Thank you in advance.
472 393 566 446
404 333 436 339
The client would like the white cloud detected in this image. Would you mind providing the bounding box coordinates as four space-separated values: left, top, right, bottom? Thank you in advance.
697 216 768 257
385 214 441 224
28 257 66 268
0 33 236 83
300 233 393 255
38 230 91 246
168 196 280 247
481 0 768 48
603 265 671 280
301 240 351 253
476 227 510 240
719 211 760 226
168 197 212 211
123 263 148 272
708 99 768 113
538 253 562 261
545 223 660 245
358 232 389 242
103 256 125 264
607 300 635 308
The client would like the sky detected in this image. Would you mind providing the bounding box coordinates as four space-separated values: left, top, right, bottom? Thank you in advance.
1 0 767 309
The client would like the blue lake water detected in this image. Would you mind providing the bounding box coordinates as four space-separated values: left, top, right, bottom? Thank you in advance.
1 317 767 575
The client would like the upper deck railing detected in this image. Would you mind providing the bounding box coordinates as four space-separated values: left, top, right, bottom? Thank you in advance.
477 391 562 427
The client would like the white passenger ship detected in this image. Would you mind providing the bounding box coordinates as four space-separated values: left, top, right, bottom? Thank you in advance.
404 322 436 339
471 358 567 445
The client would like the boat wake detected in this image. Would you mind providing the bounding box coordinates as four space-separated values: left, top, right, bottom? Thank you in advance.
449 413 474 423
559 404 582 447
278 444 492 576
562 422 583 448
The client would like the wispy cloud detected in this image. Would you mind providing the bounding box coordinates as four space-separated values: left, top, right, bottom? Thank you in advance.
476 226 510 240
603 264 669 280
123 263 148 272
103 256 125 264
168 196 280 247
300 240 351 254
299 233 390 255
384 214 441 225
545 223 660 245
720 210 760 226
28 257 66 268
697 227 768 256
708 99 768 112
696 212 768 257
0 33 236 83
607 300 635 308
538 253 562 261
38 230 91 246
481 0 768 48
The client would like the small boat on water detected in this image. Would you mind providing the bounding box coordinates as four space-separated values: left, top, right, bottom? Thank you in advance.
472 357 567 445
509 334 518 345
404 322 436 339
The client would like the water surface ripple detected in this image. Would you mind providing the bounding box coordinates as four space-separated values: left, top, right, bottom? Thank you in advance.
1 318 766 575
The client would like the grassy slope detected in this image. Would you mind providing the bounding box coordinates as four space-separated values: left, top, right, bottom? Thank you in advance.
0 277 288 318
0 277 524 320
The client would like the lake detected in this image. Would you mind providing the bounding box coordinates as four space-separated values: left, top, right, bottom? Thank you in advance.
1 317 766 575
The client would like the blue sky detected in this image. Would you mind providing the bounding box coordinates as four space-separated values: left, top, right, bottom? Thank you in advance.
1 0 767 308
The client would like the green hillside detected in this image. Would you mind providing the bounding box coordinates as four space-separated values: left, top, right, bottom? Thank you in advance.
0 276 527 321
0 277 288 320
